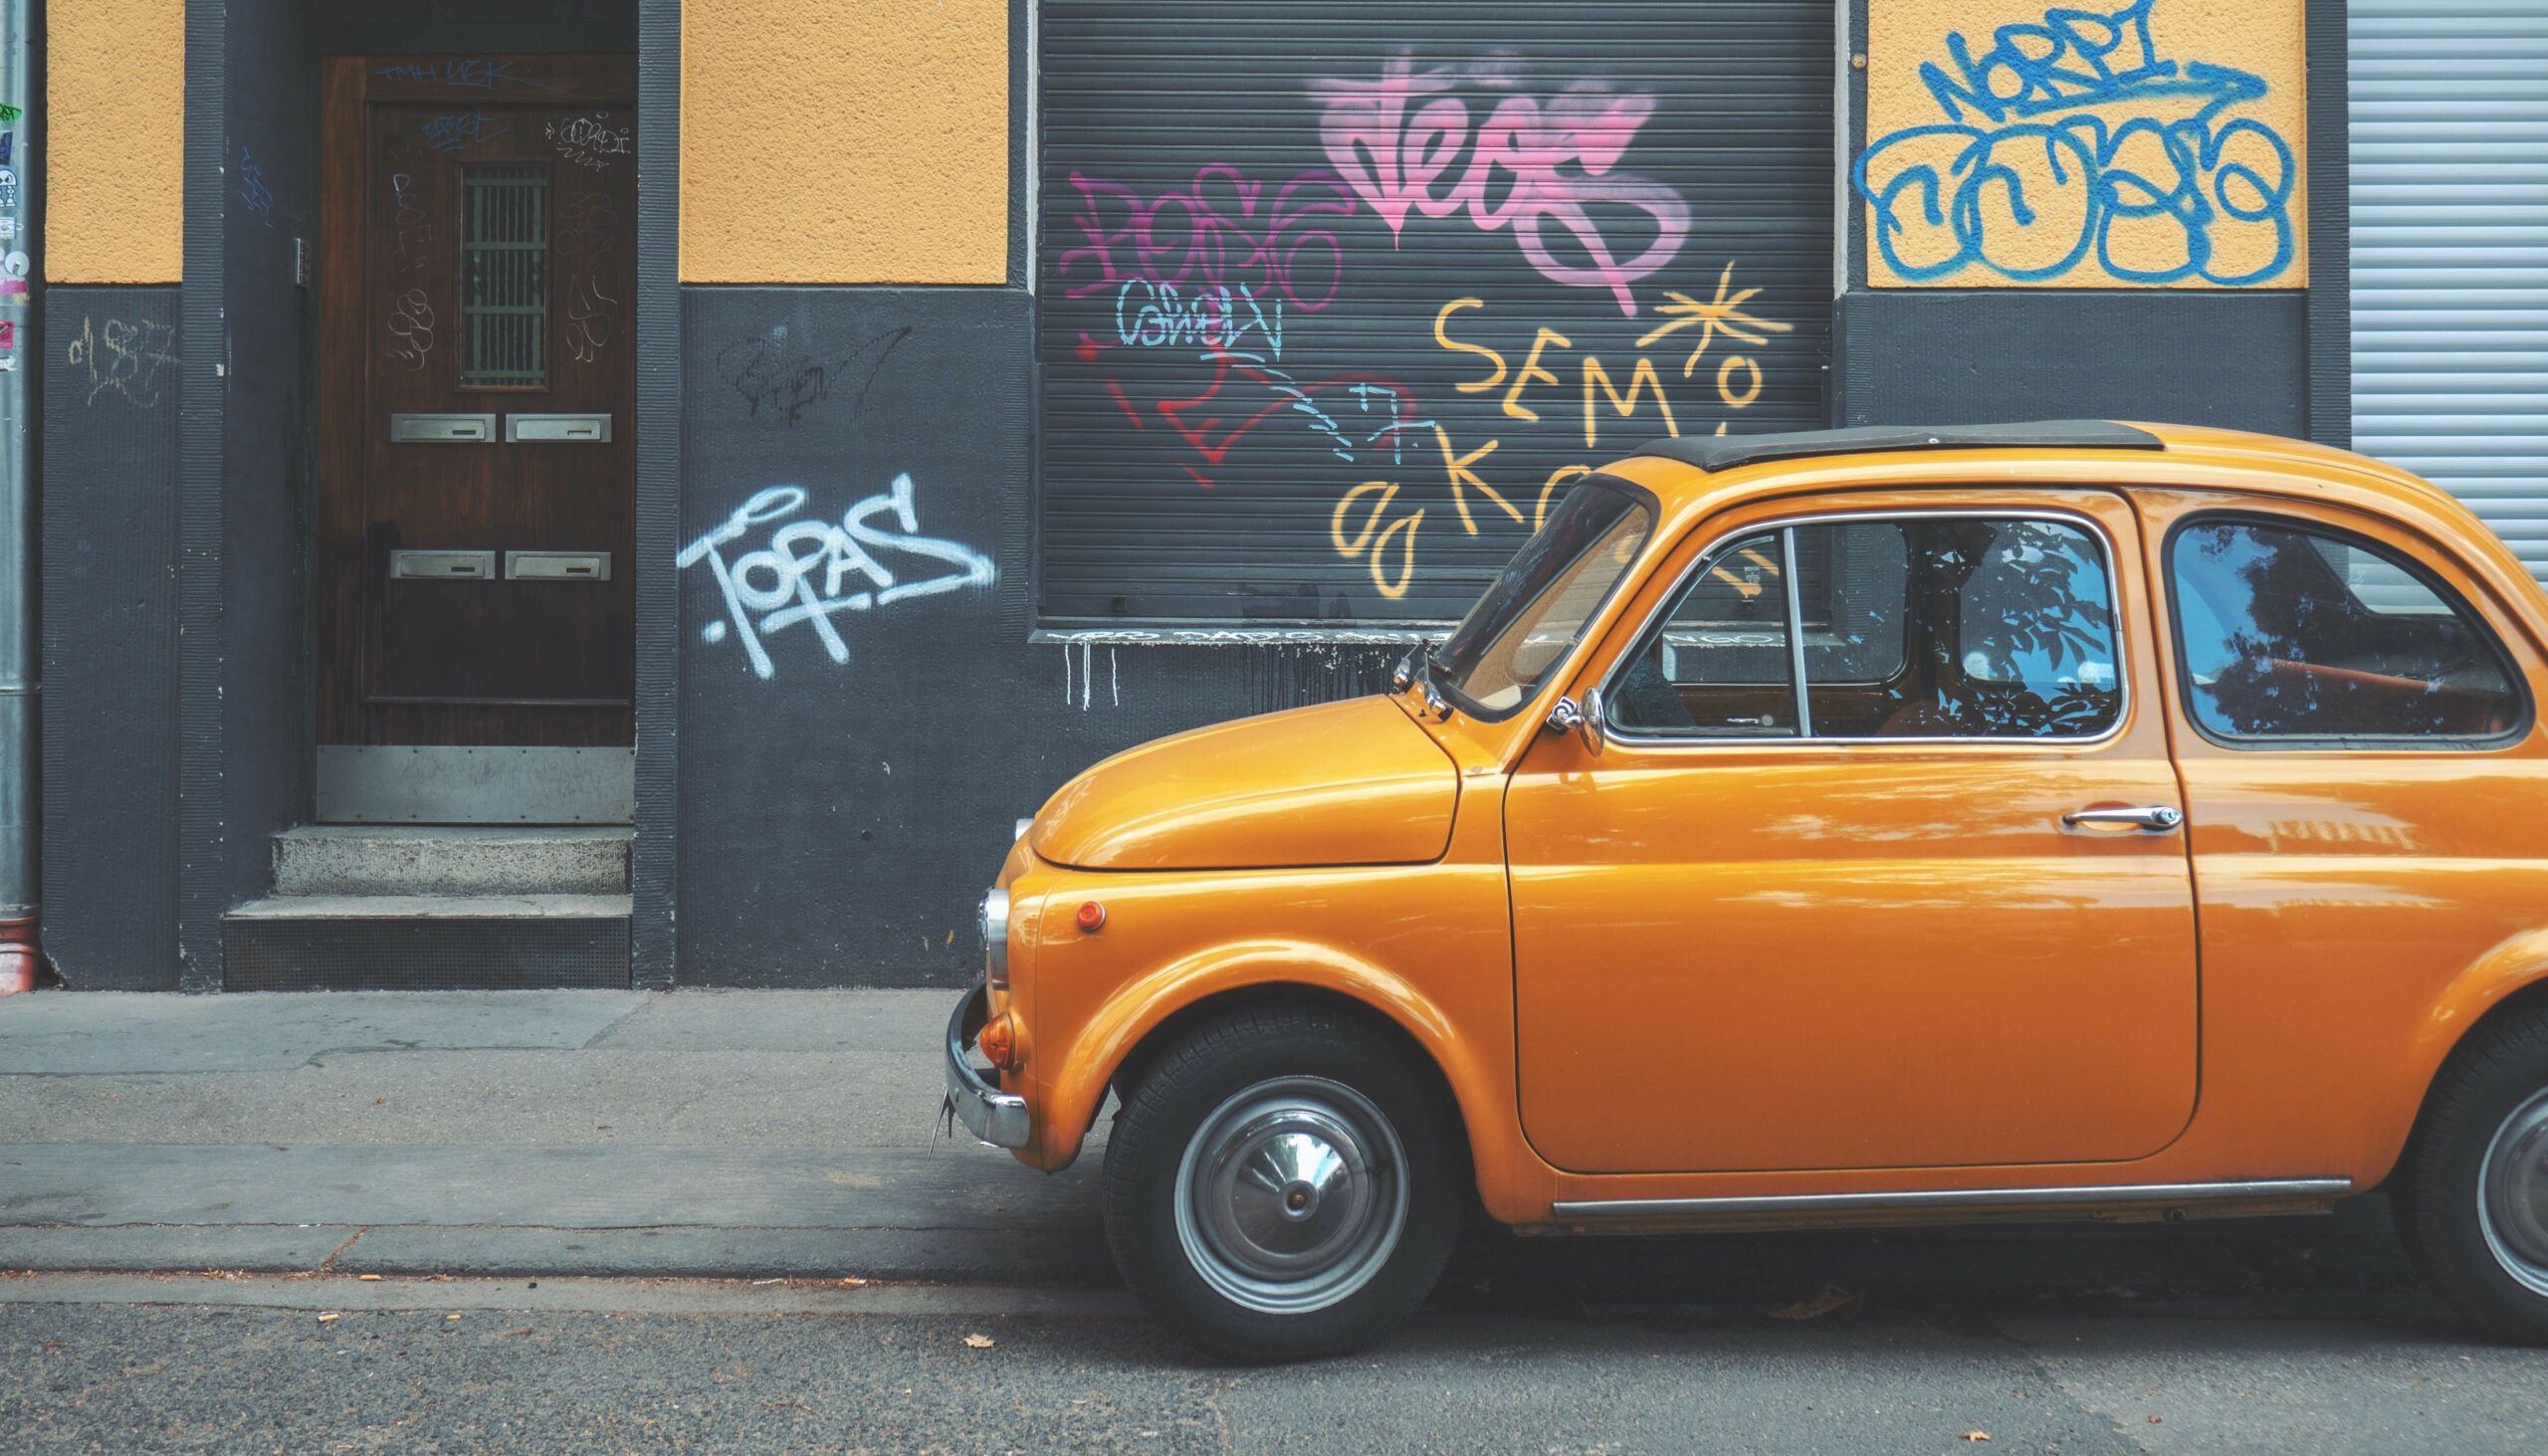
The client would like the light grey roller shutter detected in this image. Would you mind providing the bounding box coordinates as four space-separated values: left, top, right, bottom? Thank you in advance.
2351 0 2548 579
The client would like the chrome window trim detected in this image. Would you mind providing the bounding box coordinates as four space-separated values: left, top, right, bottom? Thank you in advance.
1597 506 2132 750
1551 1176 2352 1219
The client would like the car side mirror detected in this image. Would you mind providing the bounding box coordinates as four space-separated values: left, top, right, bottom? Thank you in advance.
1547 688 1605 754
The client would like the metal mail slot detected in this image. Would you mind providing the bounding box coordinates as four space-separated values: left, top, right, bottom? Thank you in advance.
390 549 497 580
506 550 612 581
390 413 497 443
506 413 613 443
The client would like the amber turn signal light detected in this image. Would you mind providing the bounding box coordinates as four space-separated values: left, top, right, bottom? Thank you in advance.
1076 900 1107 933
978 1012 1018 1070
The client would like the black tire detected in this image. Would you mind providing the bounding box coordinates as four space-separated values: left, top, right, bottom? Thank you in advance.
1101 1002 1461 1362
2393 1005 2548 1344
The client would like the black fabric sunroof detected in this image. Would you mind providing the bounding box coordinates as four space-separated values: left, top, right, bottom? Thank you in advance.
1630 420 2166 473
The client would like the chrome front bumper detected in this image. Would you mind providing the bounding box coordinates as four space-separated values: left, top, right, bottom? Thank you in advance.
944 984 1030 1148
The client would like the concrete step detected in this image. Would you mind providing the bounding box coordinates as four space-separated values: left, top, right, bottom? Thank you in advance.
220 894 633 993
273 825 631 897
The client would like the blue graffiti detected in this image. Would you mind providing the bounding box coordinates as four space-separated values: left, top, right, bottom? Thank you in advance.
238 147 275 229
372 59 561 93
1853 0 2295 286
421 111 510 153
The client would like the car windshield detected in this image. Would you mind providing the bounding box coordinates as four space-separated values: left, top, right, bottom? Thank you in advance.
1432 478 1654 718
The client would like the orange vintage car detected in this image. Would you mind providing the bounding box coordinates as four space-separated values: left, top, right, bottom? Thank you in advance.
947 421 2548 1360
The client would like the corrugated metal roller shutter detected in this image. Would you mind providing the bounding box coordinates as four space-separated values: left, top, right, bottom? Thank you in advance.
1039 1 1833 623
2351 0 2548 578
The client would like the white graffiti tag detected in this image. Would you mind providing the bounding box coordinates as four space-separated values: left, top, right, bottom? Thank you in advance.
679 474 995 680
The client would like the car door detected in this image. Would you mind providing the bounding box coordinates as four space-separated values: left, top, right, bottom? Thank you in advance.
1507 489 2200 1174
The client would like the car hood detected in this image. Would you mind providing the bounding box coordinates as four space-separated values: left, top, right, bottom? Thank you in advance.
1030 696 1460 871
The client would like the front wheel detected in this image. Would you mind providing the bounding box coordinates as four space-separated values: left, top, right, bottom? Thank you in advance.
1101 1004 1460 1361
2394 1007 2548 1343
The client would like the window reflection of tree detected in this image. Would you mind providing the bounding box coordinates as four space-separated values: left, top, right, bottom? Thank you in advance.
1873 520 2119 739
2176 522 2514 738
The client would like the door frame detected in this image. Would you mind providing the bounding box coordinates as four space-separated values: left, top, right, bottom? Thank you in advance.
174 26 680 985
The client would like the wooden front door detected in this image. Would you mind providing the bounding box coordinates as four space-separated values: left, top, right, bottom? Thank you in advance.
318 55 637 747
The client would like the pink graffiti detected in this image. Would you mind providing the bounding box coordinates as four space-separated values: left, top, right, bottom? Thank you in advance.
1311 58 1690 315
1055 163 1360 313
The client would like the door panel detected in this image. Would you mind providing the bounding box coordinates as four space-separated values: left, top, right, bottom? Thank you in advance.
318 55 637 744
1509 490 2200 1174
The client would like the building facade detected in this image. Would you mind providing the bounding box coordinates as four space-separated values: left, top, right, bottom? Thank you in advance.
29 0 2531 990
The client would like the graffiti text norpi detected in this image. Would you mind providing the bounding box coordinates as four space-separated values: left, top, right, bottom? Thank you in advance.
1855 0 2301 288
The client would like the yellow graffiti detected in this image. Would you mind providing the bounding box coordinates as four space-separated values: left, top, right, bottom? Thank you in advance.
1536 464 1592 531
1709 544 1783 599
1636 262 1796 377
1434 299 1506 392
1582 355 1679 449
1502 327 1572 422
1716 354 1763 408
1343 267 1796 605
1330 480 1422 598
1434 426 1522 535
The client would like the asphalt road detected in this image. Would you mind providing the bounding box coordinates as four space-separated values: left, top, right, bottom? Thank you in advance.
8 1274 2546 1455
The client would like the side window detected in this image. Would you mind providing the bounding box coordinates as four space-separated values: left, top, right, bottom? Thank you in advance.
2168 519 2525 742
1607 515 2123 740
1607 531 1799 735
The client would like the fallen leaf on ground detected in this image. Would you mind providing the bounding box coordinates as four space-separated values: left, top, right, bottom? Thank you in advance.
839 1277 868 1287
1962 1434 1991 1443
962 1334 997 1349
498 1329 532 1337
1767 1285 1859 1321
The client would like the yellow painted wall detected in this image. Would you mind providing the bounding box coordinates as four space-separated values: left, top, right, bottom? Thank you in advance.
682 0 1008 284
48 0 186 283
1862 0 2305 288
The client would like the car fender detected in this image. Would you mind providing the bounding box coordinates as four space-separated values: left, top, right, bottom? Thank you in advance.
2386 927 2548 1172
1032 936 1501 1176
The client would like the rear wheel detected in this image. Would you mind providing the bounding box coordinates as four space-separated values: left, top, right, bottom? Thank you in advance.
2394 1007 2548 1343
1101 1003 1460 1361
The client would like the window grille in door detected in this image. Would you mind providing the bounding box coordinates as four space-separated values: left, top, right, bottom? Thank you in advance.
460 163 549 387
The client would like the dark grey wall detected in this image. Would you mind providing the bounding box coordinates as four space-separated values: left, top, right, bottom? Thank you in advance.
219 0 318 919
1832 291 2308 436
317 0 636 55
42 287 182 989
676 287 1395 986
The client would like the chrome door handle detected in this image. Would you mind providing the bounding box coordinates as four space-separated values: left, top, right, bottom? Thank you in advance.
2062 805 2185 831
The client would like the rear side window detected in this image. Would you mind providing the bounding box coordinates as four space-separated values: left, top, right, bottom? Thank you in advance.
2168 519 2526 743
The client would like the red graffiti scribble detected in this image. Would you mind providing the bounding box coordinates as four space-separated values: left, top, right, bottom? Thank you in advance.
1055 163 1360 312
1103 357 1422 490
1311 58 1690 315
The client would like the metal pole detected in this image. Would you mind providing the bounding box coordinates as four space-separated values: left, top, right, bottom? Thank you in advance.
0 0 37 995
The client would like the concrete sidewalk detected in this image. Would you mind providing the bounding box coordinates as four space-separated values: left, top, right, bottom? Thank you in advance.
0 987 1116 1283
0 987 2442 1319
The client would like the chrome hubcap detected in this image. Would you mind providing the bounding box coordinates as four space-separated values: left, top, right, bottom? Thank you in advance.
1172 1076 1407 1315
2479 1087 2548 1297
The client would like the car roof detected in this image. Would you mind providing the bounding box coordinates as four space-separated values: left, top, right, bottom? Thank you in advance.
1593 420 2548 636
1607 419 2455 526
1629 419 2165 473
